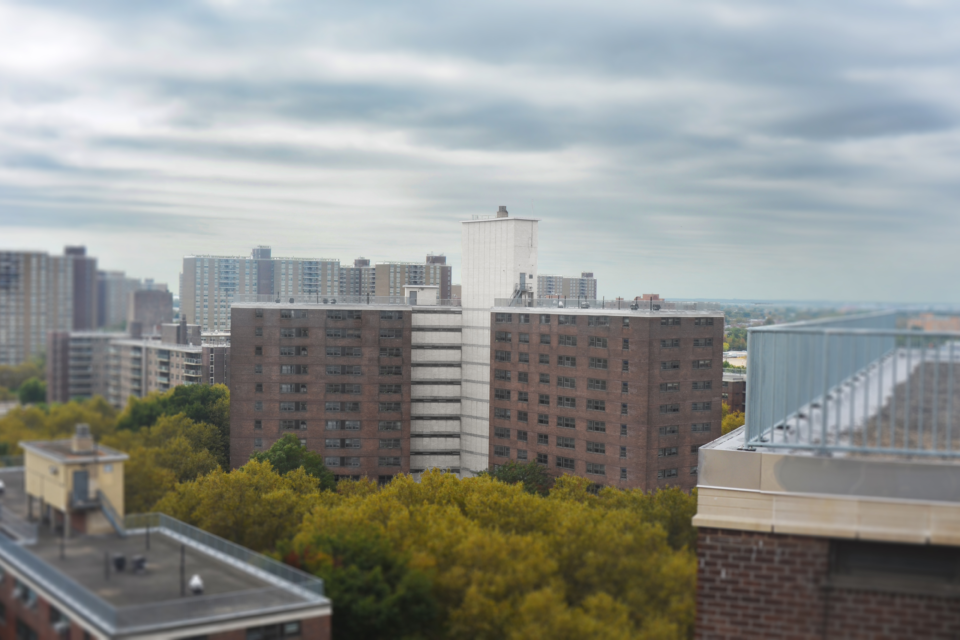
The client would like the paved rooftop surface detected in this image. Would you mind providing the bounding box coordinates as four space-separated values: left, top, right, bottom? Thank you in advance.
20 440 128 463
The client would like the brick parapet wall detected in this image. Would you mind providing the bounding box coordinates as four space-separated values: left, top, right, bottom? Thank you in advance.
696 527 960 639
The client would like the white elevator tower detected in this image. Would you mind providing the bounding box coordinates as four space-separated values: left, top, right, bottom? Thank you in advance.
459 206 539 475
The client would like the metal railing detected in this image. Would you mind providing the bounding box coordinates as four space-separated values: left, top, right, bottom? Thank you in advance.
745 311 960 456
97 490 126 537
232 294 461 307
124 513 325 597
494 298 722 312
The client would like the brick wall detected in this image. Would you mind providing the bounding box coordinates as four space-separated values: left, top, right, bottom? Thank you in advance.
697 527 960 639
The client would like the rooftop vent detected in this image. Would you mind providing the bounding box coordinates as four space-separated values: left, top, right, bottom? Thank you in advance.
189 574 204 595
72 424 95 454
496 205 508 218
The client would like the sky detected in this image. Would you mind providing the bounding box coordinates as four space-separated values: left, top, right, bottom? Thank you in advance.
1 0 959 303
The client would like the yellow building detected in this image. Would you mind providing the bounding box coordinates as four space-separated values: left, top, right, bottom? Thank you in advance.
21 423 128 536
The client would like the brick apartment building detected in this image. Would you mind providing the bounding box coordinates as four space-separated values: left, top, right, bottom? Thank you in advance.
721 372 745 413
487 307 723 490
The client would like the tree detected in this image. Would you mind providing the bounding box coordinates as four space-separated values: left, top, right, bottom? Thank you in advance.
249 434 336 491
722 410 745 435
480 460 553 495
17 378 46 405
0 360 43 392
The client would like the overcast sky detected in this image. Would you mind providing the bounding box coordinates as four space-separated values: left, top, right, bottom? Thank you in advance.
1 0 958 303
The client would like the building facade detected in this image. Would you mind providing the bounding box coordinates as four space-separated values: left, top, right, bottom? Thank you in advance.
65 246 99 331
721 371 746 413
487 308 723 490
373 256 452 300
127 289 174 334
47 331 125 404
339 257 377 297
537 272 598 300
97 271 141 328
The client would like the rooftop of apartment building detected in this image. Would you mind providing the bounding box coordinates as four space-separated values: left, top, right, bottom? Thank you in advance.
492 298 722 318
695 311 960 544
0 467 329 637
231 293 460 310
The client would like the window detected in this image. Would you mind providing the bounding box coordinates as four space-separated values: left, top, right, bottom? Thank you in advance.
692 423 712 433
586 462 605 476
661 361 680 370
622 360 629 372
620 424 628 436
659 425 679 435
556 456 575 470
540 373 551 384
588 357 607 370
379 366 402 375
494 445 510 458
518 372 529 383
281 346 308 356
280 420 307 430
692 401 712 412
660 382 680 392
380 439 401 449
540 334 551 345
281 365 309 375
255 308 264 318
558 315 576 325
280 328 309 338
589 336 608 348
558 335 577 347
622 338 629 350
658 468 678 479
587 420 606 433
256 383 263 393
380 347 401 357
695 317 714 326
658 447 678 457
380 329 402 339
254 364 262 374
379 384 401 394
517 450 528 460
586 399 605 411
557 436 575 449
16 621 37 640
620 446 627 458
254 420 262 430
587 316 610 327
494 408 511 420
620 467 628 479
690 466 698 475
586 441 605 454
693 359 712 369
380 402 402 412
379 457 401 467
518 353 530 364
254 401 263 411
495 313 513 323
660 404 680 414
557 376 576 389
255 327 263 336
517 391 529 402
660 339 680 348
557 416 576 429
519 314 530 324
254 438 263 448
536 452 549 465
537 434 549 445
661 318 681 326
539 394 550 406
281 309 308 319
381 311 403 320
494 369 512 381
495 350 512 362
587 378 607 391
519 333 530 344
558 396 576 408
539 354 550 365
379 421 401 431
693 380 712 390
620 403 628 415
691 445 701 454
558 355 576 367
694 338 713 347
517 410 528 422
539 314 551 324
517 430 528 442
280 383 307 393
621 382 629 393
537 414 549 425
280 402 307 412
495 331 512 342
494 389 511 401
255 346 263 356
495 427 511 439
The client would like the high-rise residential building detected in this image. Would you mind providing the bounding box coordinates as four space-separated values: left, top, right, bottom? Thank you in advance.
339 257 377 297
65 246 99 330
180 247 340 332
0 250 75 365
537 274 563 297
97 271 141 328
127 289 174 334
694 312 960 638
373 255 452 300
537 272 598 299
487 307 722 489
47 331 125 404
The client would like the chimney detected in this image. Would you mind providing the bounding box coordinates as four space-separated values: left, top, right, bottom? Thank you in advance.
496 206 508 218
72 423 95 454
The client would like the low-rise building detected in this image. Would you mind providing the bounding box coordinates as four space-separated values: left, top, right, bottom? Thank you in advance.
721 371 745 413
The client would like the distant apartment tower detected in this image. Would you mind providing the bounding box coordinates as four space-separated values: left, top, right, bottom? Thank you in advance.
97 271 141 328
537 272 597 299
128 289 174 334
65 246 99 330
374 255 452 300
487 308 722 490
0 250 76 365
339 257 377 297
180 247 340 332
47 331 124 403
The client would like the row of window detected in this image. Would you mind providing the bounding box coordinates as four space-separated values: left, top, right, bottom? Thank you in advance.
492 412 636 430
262 309 403 321
495 313 715 327
257 364 404 376
659 423 713 434
323 438 401 449
660 381 712 392
495 333 625 349
659 402 712 413
496 376 629 393
323 456 402 467
493 353 624 370
260 419 400 430
494 428 626 455
491 449 610 475
492 399 629 420
257 401 403 412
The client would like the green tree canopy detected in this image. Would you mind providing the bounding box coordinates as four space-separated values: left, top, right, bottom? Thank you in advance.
480 460 553 495
250 434 336 490
17 377 46 405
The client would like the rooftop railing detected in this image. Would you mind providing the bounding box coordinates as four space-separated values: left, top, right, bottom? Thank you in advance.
745 311 960 457
232 294 461 307
494 298 722 312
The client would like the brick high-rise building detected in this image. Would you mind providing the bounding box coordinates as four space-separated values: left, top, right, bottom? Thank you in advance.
487 307 722 490
128 289 174 334
65 246 99 330
97 270 142 328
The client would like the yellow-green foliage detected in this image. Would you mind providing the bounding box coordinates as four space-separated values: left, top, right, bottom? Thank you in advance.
287 470 697 640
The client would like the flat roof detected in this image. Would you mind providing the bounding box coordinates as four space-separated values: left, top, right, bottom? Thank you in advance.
20 441 128 464
461 216 540 224
111 339 202 352
491 305 723 318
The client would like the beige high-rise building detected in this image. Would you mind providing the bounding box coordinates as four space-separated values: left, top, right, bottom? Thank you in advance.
97 271 142 328
374 255 452 300
537 272 598 299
